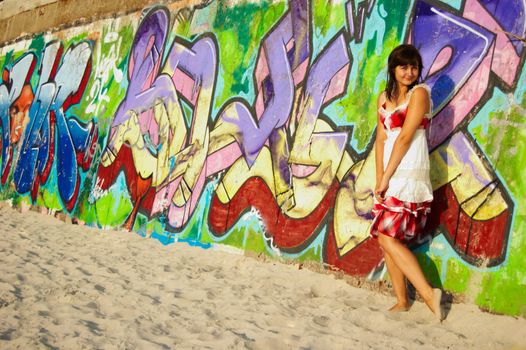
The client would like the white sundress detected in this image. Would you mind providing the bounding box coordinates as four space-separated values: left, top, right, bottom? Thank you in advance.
370 83 434 242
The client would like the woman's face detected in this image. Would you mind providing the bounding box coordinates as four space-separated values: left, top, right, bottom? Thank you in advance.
394 64 419 87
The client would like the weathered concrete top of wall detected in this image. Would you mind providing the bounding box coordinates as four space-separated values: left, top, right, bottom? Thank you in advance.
0 0 58 20
0 0 201 45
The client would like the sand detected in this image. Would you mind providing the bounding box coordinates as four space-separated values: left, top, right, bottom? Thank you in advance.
0 204 524 350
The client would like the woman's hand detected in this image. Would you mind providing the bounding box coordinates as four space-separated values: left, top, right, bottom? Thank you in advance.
374 176 389 202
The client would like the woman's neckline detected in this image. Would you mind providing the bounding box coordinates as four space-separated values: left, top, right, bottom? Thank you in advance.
381 84 424 113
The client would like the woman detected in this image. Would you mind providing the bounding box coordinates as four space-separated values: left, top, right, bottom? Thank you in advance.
370 44 443 320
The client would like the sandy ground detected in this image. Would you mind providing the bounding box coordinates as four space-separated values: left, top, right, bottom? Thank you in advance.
0 205 525 350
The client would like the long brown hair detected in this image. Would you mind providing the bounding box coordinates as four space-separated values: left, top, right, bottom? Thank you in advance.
385 44 423 101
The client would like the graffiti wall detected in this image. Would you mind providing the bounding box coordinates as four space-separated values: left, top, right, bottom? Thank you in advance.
0 0 524 316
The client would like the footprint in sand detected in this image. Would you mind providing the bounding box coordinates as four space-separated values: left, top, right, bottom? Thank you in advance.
0 327 18 341
64 284 80 296
106 267 119 274
312 315 330 328
79 319 103 336
206 289 218 300
0 292 17 308
214 269 226 279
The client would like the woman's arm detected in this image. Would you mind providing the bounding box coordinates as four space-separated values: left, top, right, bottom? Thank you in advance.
377 87 430 197
375 93 387 200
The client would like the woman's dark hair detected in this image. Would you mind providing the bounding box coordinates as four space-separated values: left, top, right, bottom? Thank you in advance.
385 44 423 101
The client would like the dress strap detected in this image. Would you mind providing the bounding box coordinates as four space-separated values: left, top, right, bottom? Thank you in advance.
379 91 387 106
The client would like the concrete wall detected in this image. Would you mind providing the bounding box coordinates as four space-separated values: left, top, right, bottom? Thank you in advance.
0 0 525 317
0 0 195 44
0 0 58 20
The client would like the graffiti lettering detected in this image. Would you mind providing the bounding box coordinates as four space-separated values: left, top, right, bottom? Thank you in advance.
91 0 521 271
1 41 97 211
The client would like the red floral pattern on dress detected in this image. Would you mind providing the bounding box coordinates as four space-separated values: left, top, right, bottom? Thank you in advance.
380 103 429 130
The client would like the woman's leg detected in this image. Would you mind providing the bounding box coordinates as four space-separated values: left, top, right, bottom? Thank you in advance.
384 251 409 311
378 234 441 316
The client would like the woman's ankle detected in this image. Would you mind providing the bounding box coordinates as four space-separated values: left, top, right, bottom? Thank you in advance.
421 286 435 303
389 302 410 312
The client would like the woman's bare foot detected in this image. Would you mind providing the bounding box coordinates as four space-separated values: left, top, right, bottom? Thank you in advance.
425 288 443 321
388 303 410 312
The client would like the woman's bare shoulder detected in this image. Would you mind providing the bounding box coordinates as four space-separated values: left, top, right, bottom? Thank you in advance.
409 85 430 103
407 84 432 115
411 84 431 97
